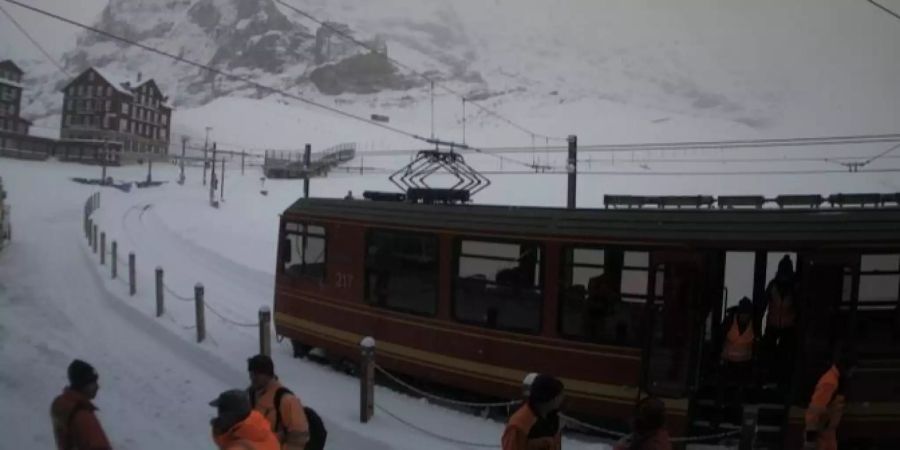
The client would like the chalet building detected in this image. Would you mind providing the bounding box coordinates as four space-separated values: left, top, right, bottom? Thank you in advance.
60 67 172 161
0 60 31 135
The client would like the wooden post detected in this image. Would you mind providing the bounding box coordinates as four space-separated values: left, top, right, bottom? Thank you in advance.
739 406 758 450
220 157 225 201
303 144 311 198
241 150 245 175
359 336 375 423
155 267 164 317
258 307 271 356
128 252 136 296
100 232 106 265
195 283 206 342
92 224 98 254
87 218 93 243
111 241 118 279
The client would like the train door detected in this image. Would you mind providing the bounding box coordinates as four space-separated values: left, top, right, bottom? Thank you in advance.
641 251 707 398
792 252 858 405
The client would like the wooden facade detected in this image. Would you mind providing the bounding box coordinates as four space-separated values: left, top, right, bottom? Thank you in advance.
0 60 30 136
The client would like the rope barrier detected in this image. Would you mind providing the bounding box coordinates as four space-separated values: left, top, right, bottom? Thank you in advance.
163 283 195 302
375 404 500 448
558 413 628 438
374 364 518 408
203 302 257 327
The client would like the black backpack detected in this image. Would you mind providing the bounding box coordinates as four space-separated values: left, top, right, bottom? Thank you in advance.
252 387 328 450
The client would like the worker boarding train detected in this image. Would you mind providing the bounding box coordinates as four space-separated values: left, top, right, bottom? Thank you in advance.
273 194 900 448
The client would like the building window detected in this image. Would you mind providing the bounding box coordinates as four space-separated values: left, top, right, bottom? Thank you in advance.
282 222 326 279
105 100 111 111
365 229 439 316
454 239 542 333
161 114 167 125
121 103 129 114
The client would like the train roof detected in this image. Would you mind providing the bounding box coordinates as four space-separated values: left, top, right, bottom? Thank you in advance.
284 197 900 247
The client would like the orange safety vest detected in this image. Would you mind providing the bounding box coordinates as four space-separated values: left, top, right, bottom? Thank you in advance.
722 316 754 362
767 285 796 329
805 365 845 450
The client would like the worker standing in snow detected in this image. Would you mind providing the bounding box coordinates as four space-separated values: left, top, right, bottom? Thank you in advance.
50 359 112 450
613 397 672 450
246 354 312 450
210 389 280 450
805 357 854 450
502 374 565 450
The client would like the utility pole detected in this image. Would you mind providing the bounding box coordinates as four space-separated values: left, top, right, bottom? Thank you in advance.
203 126 211 186
209 142 217 206
567 134 577 209
179 136 187 185
303 143 311 199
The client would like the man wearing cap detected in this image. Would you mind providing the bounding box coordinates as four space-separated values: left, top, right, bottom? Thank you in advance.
210 389 280 450
502 374 565 450
50 359 112 450
246 354 310 450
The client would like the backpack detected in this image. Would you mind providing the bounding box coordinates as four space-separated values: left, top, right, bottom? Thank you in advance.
252 386 327 450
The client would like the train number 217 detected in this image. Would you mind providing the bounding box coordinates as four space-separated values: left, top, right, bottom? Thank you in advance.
336 272 353 288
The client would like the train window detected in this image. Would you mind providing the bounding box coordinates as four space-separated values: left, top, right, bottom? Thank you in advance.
454 239 542 333
853 254 900 357
365 230 438 316
559 247 642 347
621 251 663 301
282 223 326 279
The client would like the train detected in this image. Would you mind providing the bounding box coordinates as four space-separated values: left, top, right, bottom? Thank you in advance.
273 192 900 448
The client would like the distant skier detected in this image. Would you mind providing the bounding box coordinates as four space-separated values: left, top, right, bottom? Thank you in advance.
50 359 112 450
502 374 564 450
210 389 279 450
247 354 326 450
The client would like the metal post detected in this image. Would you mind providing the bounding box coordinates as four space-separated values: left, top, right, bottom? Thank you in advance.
220 156 225 201
359 336 375 423
195 283 205 342
567 134 577 209
203 128 210 186
100 232 106 265
155 267 164 317
101 144 107 184
128 252 136 296
739 406 758 450
179 136 187 185
209 143 217 206
258 307 272 356
111 241 117 279
92 224 98 254
147 157 153 183
241 150 245 175
303 143 311 198
86 218 92 243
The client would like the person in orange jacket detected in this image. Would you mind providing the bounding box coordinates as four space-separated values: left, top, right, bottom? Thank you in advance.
761 255 798 388
805 358 855 450
717 298 755 414
50 359 112 450
502 374 564 450
246 354 310 450
210 389 280 450
613 397 672 450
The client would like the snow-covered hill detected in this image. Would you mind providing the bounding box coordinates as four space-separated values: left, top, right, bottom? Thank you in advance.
9 0 900 150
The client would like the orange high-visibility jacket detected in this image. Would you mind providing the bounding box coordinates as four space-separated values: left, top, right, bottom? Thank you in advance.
767 284 796 329
50 388 112 450
250 380 309 450
805 365 845 450
722 316 754 362
502 404 561 450
213 410 280 450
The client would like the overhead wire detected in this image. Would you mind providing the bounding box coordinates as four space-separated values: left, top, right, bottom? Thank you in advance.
273 0 568 143
0 3 69 77
867 0 900 22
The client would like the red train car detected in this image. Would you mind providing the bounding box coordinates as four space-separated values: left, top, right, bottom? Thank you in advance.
273 197 900 447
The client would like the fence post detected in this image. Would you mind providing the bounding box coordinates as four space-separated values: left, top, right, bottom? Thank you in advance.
739 406 758 450
100 232 106 265
92 224 98 254
128 252 136 296
111 241 117 278
359 336 375 423
195 283 206 342
155 267 164 317
258 307 272 356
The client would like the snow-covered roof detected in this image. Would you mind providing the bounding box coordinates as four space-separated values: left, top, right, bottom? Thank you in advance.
89 67 136 96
